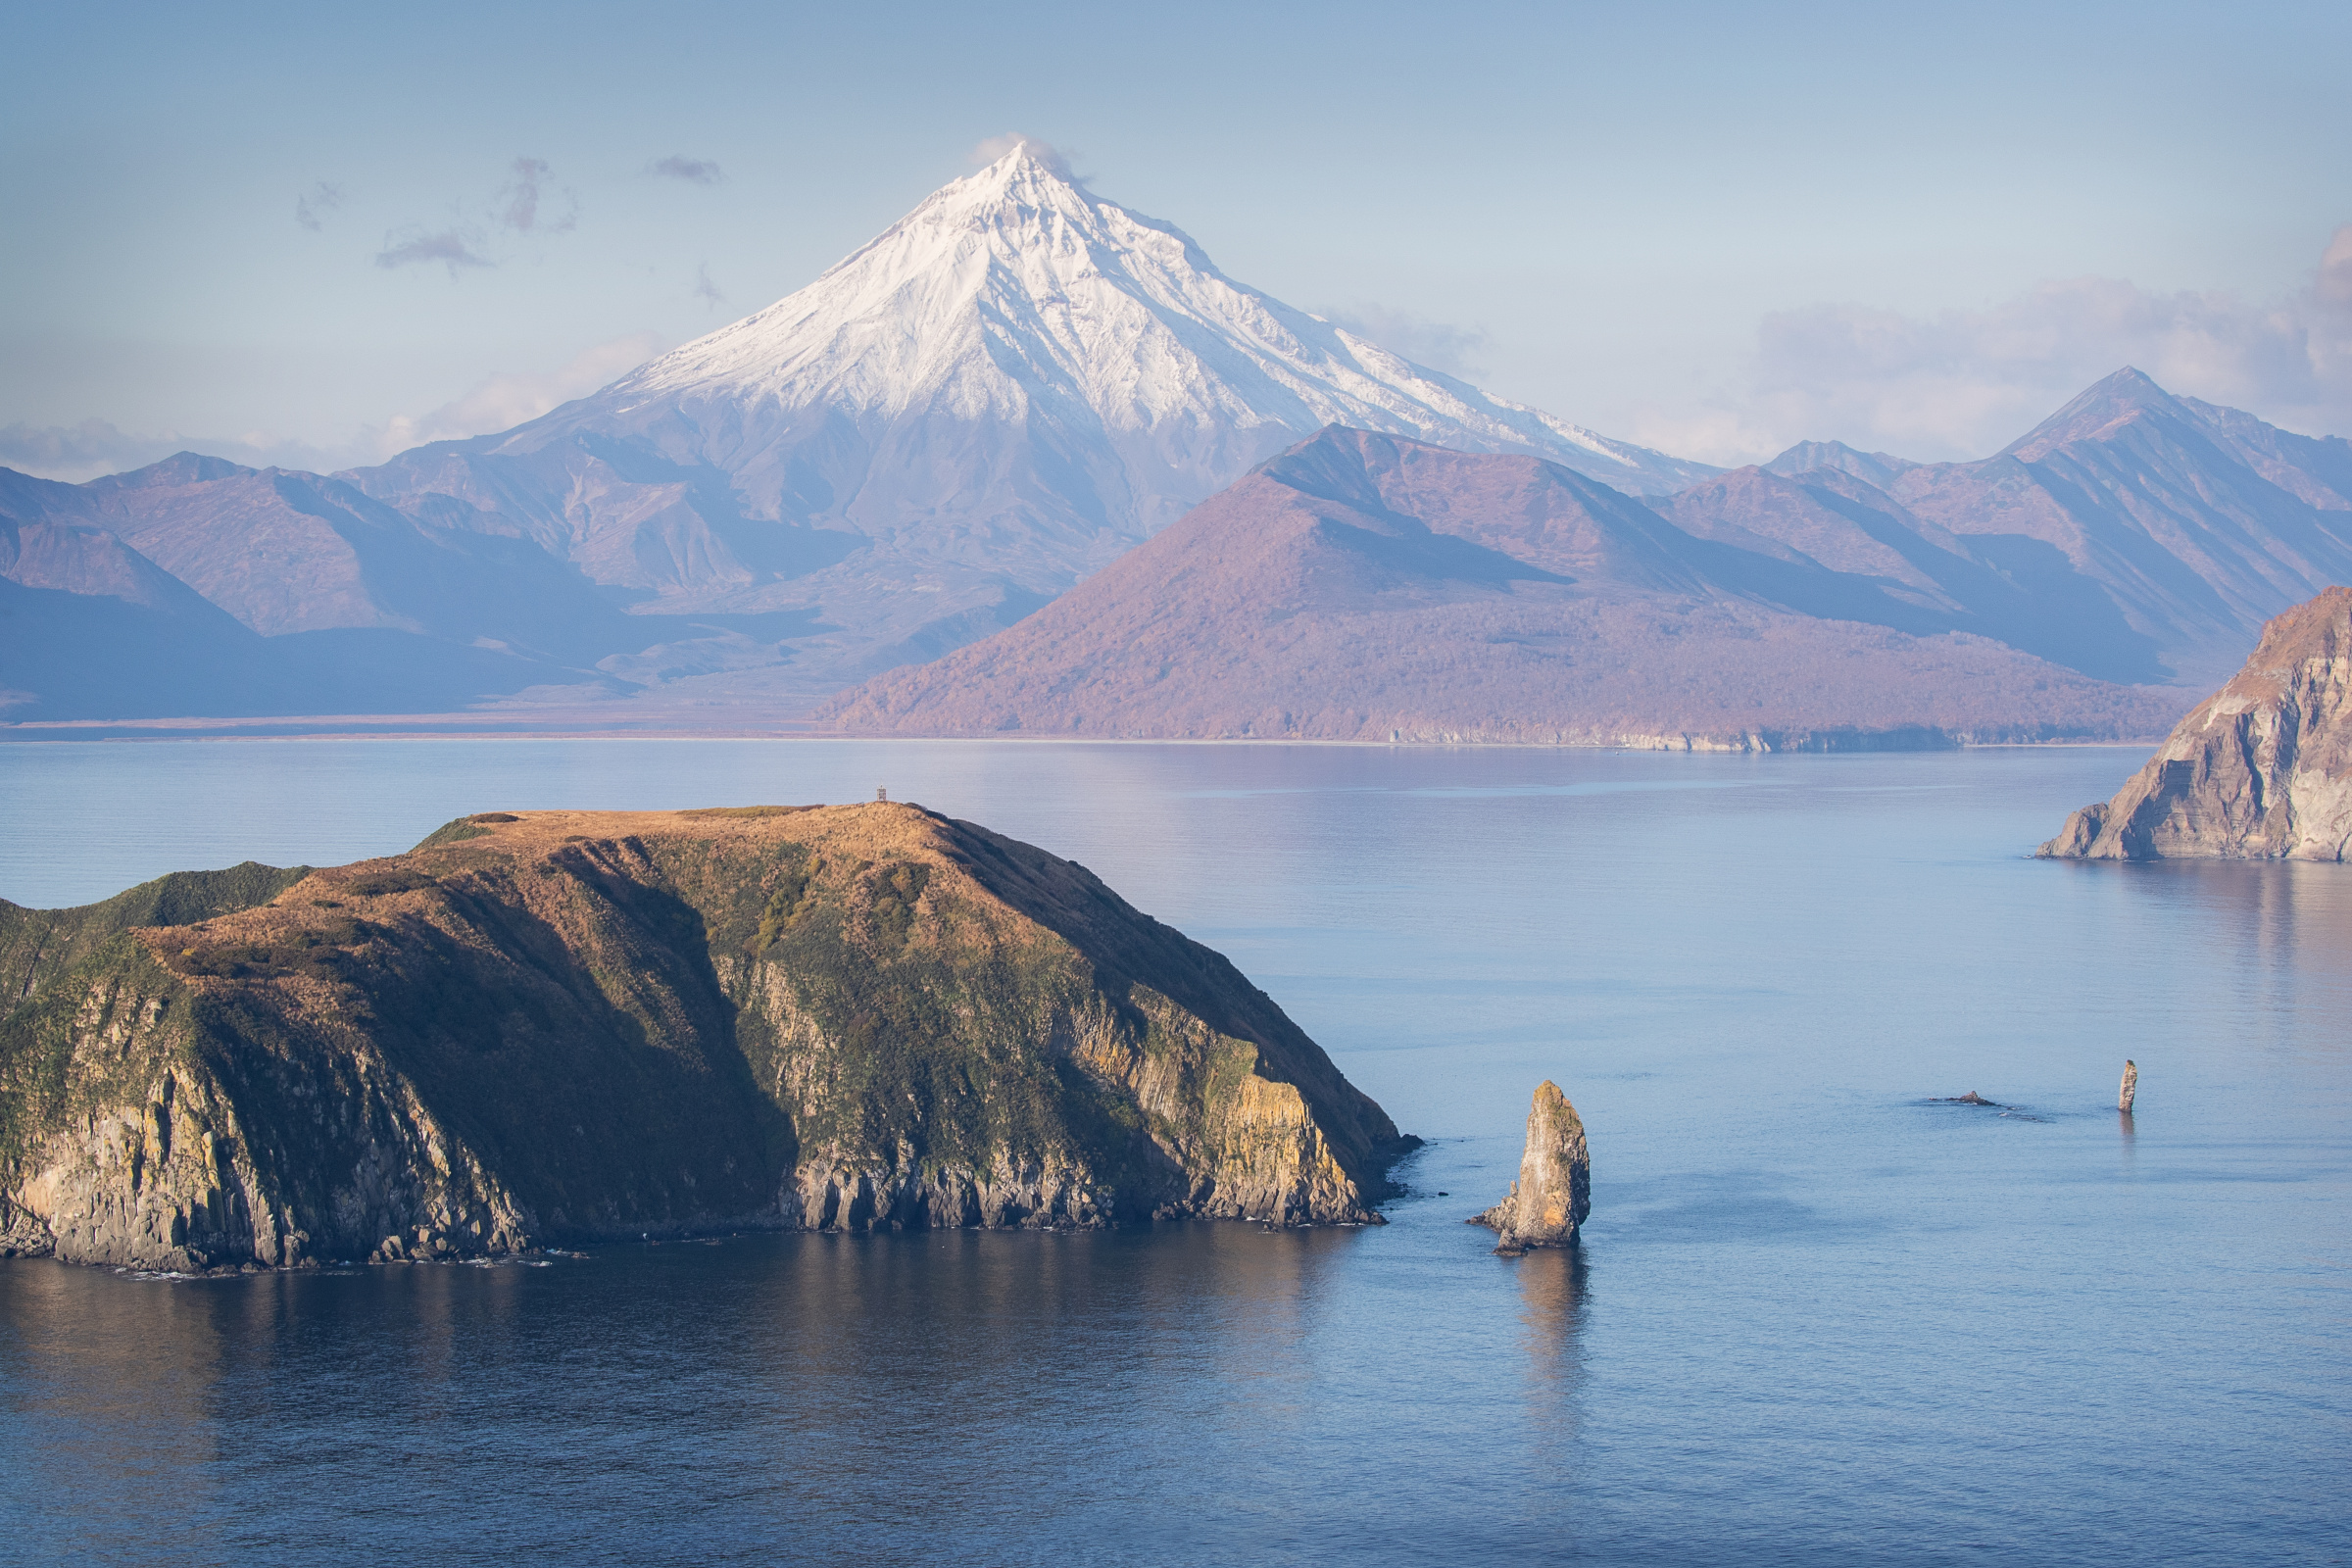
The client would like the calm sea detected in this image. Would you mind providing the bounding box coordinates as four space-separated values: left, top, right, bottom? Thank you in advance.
1 739 2346 1566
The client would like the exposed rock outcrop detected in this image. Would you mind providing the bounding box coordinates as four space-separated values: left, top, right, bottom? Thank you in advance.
2040 587 2352 860
1473 1081 1590 1254
2120 1060 2137 1113
0 805 1415 1269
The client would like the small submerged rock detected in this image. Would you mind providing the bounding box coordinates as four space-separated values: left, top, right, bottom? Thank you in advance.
1936 1092 2001 1106
1472 1081 1590 1255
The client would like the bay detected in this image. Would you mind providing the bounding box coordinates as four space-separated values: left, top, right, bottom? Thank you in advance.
2 739 2346 1566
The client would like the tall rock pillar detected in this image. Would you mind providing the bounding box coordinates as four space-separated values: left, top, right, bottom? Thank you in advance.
1474 1080 1591 1253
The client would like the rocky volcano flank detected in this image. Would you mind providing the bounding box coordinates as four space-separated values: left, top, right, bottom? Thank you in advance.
2039 586 2352 860
0 805 1411 1269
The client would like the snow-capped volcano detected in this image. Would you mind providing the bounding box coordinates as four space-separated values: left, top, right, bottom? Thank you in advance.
598 142 1704 507
343 143 1710 692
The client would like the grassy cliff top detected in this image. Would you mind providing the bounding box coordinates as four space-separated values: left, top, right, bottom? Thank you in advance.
401 804 1399 1163
102 801 1398 1183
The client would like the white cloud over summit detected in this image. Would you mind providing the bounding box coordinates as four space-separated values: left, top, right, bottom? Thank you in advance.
967 134 1084 182
1629 223 2352 465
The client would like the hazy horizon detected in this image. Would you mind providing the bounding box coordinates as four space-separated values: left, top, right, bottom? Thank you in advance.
4 0 2349 484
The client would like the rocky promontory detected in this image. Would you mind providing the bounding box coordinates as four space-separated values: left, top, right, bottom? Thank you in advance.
0 805 1414 1270
2039 586 2352 860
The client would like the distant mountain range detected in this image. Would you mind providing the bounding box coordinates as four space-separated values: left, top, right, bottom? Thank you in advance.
825 424 2190 748
830 368 2352 746
4 143 2350 738
0 144 1709 727
1678 367 2352 690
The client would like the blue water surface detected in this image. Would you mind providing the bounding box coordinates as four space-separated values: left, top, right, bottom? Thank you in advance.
1 739 2345 1566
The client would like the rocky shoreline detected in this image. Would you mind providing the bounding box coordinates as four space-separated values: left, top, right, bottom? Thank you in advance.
2041 587 2352 860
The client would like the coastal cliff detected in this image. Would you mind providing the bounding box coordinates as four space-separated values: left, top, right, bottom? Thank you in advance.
0 805 1413 1269
2039 587 2352 861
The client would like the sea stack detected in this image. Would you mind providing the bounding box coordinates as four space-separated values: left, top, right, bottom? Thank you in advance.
2120 1060 2138 1113
1474 1080 1591 1254
2039 586 2352 860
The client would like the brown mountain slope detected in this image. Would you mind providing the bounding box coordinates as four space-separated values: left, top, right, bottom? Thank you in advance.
825 428 2189 749
2038 586 2352 860
0 805 1411 1269
13 367 2344 727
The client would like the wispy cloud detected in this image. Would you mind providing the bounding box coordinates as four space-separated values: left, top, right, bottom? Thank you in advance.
374 228 494 277
0 417 187 479
294 181 342 231
0 335 670 483
968 133 1083 182
693 264 724 308
1624 221 2352 464
369 157 575 278
2320 223 2352 307
1327 305 1491 377
0 418 352 483
371 332 664 455
496 156 575 233
650 155 723 185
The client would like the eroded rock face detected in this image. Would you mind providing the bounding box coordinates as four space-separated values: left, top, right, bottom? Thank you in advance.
1474 1080 1590 1253
2039 586 2352 861
1 807 1414 1269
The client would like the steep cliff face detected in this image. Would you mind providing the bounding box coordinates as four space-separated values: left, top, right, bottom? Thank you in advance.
2039 586 2352 860
0 806 1411 1268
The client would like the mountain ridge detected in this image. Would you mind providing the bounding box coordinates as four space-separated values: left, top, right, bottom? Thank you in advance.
824 425 2192 748
5 143 2351 735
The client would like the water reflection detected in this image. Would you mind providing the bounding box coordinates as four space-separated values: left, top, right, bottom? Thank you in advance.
0 1260 229 1557
1513 1247 1588 1366
2121 861 2352 1048
1511 1246 1589 1463
0 1224 1438 1561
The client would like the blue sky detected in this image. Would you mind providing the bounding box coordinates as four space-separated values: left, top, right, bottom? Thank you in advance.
4 0 2348 478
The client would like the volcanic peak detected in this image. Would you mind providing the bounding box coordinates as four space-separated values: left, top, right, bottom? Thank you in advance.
543 145 1707 493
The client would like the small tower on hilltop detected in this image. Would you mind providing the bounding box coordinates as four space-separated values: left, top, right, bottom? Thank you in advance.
876 787 888 803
